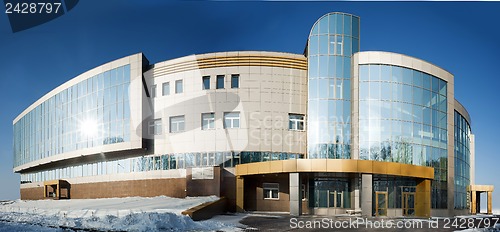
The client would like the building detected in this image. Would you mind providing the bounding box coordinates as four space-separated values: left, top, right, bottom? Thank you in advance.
13 12 490 217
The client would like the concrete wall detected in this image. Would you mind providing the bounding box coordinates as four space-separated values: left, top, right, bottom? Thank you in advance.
144 51 308 156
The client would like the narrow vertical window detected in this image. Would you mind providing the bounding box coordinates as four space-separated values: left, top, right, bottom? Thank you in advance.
162 82 170 96
231 74 239 88
216 75 225 89
175 80 183 94
224 112 240 128
202 76 210 90
150 85 157 98
202 113 215 130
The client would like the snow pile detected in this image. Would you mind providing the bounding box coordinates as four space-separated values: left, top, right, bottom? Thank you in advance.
0 196 242 231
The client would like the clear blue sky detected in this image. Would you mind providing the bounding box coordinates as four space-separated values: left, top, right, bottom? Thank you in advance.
1 1 499 210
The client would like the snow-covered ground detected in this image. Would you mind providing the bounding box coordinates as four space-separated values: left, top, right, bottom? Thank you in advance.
0 196 244 231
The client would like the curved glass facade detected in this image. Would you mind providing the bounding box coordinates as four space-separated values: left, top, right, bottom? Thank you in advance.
358 64 448 208
13 65 131 167
307 13 359 159
454 111 471 209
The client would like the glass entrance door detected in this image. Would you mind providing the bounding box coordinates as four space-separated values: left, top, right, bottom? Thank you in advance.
328 190 343 208
375 191 388 216
402 192 415 216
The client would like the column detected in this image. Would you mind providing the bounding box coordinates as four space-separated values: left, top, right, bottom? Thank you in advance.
471 191 477 214
415 179 431 217
361 174 372 217
236 176 244 212
351 176 361 211
289 173 302 216
488 191 493 215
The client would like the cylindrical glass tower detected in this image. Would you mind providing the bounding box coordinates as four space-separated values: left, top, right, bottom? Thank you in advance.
307 13 360 159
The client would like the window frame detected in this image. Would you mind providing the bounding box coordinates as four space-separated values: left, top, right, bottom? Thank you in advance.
263 183 279 200
231 74 239 89
202 76 210 90
162 82 170 96
175 80 183 94
169 115 185 133
202 113 215 130
150 85 157 98
216 75 225 89
289 114 305 131
224 112 240 129
148 119 162 135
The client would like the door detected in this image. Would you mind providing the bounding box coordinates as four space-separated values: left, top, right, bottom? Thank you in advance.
402 192 415 216
375 191 388 216
328 190 343 208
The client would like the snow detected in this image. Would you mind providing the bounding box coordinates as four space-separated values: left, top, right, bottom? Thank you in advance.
0 196 244 231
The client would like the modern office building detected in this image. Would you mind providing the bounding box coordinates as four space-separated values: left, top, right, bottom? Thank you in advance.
13 12 490 217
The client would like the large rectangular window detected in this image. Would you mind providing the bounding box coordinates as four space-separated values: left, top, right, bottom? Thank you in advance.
202 113 215 130
175 80 183 94
170 115 185 133
162 82 170 96
231 74 239 88
151 85 157 98
224 112 240 128
263 183 279 200
148 119 162 135
216 75 225 89
289 114 305 130
202 76 210 90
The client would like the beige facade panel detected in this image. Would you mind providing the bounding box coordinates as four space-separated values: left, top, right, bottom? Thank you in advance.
236 159 434 180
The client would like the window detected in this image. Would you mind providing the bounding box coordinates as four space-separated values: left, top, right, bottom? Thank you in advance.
224 112 240 128
150 85 157 98
162 82 170 96
263 183 279 200
148 119 162 135
330 35 343 56
231 74 239 88
202 113 215 130
289 114 305 130
216 75 224 89
202 76 210 90
170 116 185 133
175 80 183 94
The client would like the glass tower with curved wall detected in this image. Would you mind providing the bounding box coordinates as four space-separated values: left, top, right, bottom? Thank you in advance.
454 111 471 209
307 12 359 159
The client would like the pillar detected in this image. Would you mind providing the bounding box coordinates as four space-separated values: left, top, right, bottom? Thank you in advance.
415 179 431 217
236 176 244 212
289 173 302 216
488 191 492 215
471 191 477 214
351 176 361 211
361 174 372 217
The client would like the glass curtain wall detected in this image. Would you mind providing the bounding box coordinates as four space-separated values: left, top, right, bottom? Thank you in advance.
454 111 471 209
13 65 131 167
307 13 360 159
358 64 448 208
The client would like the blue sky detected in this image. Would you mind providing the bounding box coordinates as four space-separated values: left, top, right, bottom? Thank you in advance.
0 1 499 209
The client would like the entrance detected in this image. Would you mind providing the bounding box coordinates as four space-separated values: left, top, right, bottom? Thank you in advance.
375 191 388 216
402 192 415 216
328 190 343 208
